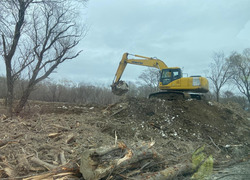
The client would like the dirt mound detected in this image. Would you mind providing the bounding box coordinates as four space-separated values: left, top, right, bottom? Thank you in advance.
102 97 249 163
0 98 249 179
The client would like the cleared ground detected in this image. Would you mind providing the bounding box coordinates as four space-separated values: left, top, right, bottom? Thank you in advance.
0 97 249 179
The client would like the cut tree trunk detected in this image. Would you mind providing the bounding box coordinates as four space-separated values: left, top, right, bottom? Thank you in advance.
80 141 163 180
80 141 213 180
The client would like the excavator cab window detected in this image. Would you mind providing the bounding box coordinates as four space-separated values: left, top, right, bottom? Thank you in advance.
160 68 182 85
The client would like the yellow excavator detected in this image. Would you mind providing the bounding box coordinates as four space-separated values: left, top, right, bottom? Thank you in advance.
111 53 209 100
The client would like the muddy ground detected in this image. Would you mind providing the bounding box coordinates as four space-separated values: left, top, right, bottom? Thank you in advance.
0 97 249 179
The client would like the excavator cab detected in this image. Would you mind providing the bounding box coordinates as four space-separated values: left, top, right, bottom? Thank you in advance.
160 68 182 85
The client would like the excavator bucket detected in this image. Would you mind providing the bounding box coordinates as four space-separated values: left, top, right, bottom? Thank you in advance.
111 81 129 96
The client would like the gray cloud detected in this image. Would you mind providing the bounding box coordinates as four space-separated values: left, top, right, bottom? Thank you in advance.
1 0 248 85
51 0 250 85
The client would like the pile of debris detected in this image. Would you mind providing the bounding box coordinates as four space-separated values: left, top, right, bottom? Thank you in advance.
0 97 249 179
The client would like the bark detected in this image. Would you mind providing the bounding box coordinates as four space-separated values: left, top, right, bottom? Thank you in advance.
1 0 28 117
134 161 193 180
80 141 166 180
15 83 34 114
80 142 213 180
30 157 57 170
6 77 14 117
216 88 220 102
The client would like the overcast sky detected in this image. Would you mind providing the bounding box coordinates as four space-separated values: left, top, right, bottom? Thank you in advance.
7 0 250 86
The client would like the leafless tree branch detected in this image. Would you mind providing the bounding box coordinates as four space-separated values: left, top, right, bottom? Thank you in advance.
0 0 87 115
207 51 233 102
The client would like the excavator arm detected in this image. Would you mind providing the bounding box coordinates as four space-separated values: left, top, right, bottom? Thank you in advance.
112 53 168 95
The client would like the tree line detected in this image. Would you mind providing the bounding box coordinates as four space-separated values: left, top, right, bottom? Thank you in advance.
0 77 159 105
207 48 250 105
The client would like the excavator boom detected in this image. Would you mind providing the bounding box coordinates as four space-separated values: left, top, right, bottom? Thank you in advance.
113 53 168 83
112 53 168 96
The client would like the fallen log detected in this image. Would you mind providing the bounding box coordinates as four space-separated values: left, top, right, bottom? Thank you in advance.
30 157 57 170
80 142 213 180
8 142 213 180
17 154 44 174
132 160 193 180
23 160 80 180
80 141 164 180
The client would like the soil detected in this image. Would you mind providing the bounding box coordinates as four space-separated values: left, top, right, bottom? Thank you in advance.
0 97 249 179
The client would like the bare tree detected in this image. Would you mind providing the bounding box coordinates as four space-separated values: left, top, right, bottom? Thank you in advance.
138 68 160 94
0 0 33 116
0 0 86 115
126 81 139 97
222 90 248 110
228 48 250 104
207 52 232 102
